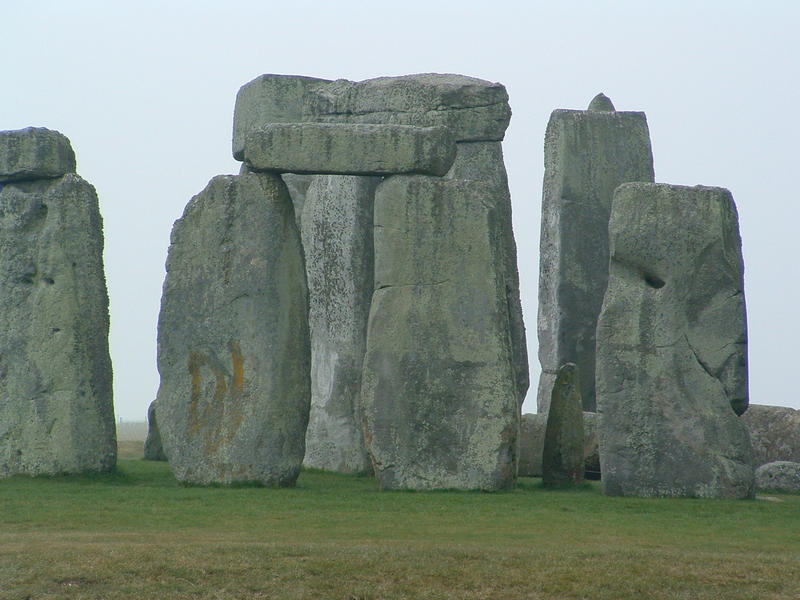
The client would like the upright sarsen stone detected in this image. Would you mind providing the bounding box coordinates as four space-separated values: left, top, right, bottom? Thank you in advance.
144 400 167 461
361 176 519 490
596 183 752 498
0 164 116 476
156 173 310 485
537 96 654 412
301 175 377 473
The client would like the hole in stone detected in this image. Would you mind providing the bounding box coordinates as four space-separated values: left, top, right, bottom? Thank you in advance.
43 277 54 285
644 273 665 289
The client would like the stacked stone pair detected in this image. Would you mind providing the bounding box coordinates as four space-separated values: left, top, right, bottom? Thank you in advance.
537 95 753 498
0 127 116 477
156 73 528 490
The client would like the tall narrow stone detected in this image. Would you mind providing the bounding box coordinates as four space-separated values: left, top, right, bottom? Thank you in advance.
301 175 377 473
596 183 752 498
361 176 519 490
537 95 654 412
144 400 167 461
542 363 584 486
156 173 310 486
0 129 115 476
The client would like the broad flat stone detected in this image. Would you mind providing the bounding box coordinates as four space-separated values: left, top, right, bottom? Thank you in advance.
741 404 800 466
543 363 584 486
144 400 167 461
233 73 511 160
0 127 76 183
0 174 116 476
302 175 377 473
360 175 519 490
537 97 654 412
244 123 456 176
755 461 800 493
156 173 310 485
596 183 753 498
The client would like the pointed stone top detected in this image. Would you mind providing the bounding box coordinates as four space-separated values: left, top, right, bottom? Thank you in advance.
588 93 615 112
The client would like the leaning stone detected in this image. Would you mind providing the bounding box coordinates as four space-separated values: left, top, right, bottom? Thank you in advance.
144 400 167 461
360 175 519 490
543 364 584 486
156 173 310 486
232 73 511 159
0 127 76 183
596 183 753 498
244 123 456 176
755 461 800 493
536 96 654 412
741 404 800 466
518 412 599 478
301 175 377 473
0 174 116 476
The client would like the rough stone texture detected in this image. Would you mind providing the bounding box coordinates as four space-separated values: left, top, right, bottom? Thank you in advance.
754 461 800 493
0 174 116 477
543 363 585 486
144 400 167 461
281 173 314 229
741 404 800 467
301 175 377 473
0 127 76 183
244 123 456 176
518 412 598 478
361 175 519 490
537 97 654 412
233 73 511 160
156 173 310 485
444 141 529 406
596 183 753 498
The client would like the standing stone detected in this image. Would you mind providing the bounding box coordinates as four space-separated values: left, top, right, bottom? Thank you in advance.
596 183 753 498
537 95 654 412
0 131 116 476
144 400 167 461
754 461 800 493
281 173 314 229
301 175 378 473
518 412 599 478
542 364 584 486
360 176 519 490
741 404 800 466
156 173 310 485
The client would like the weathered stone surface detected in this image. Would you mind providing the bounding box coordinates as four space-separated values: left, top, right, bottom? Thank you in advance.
360 175 519 490
156 173 310 485
537 97 654 412
144 400 167 461
518 412 598 478
0 174 116 476
754 461 800 493
244 123 456 176
233 73 511 160
301 175 377 473
741 404 800 466
596 183 753 498
444 141 529 406
281 173 314 229
0 127 76 183
543 363 584 486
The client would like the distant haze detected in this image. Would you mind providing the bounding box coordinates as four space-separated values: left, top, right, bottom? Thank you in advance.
3 2 798 419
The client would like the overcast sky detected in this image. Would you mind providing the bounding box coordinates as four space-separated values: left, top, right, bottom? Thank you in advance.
3 1 799 420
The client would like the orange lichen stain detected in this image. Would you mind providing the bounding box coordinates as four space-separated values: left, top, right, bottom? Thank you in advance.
230 340 245 395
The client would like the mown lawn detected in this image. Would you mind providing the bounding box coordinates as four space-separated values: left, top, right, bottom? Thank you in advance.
1 454 798 599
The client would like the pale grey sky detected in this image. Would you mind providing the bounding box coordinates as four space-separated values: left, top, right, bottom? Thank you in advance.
3 1 799 419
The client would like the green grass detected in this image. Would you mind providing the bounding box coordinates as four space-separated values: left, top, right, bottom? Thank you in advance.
1 458 798 599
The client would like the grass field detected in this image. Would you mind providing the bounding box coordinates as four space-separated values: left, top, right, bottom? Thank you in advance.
1 446 798 600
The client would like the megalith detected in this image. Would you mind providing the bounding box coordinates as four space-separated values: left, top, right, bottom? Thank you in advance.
0 128 116 477
740 404 800 467
360 176 519 490
754 461 800 493
537 94 654 412
518 412 599 479
301 175 378 473
596 183 753 498
144 400 167 461
155 173 310 485
542 363 584 486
